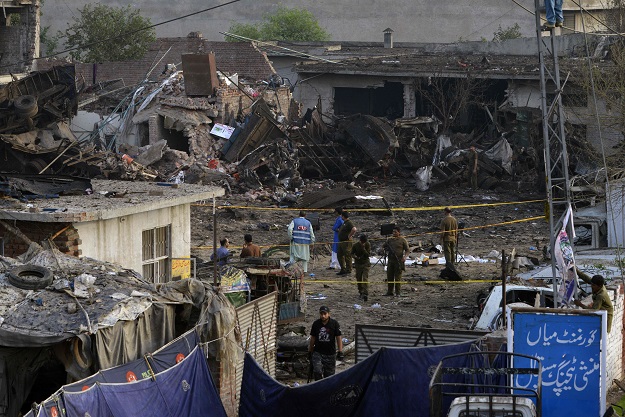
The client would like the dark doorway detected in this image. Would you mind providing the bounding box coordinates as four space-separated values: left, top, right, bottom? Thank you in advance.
334 82 404 119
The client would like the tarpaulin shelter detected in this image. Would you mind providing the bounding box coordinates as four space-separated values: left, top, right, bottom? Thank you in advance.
0 243 237 417
27 344 227 417
239 341 479 417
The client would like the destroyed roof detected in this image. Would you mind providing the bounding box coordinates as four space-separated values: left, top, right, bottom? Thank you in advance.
36 37 276 86
0 244 205 346
260 33 599 62
0 178 224 223
294 52 587 80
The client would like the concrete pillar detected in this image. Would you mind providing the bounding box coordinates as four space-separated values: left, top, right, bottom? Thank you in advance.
403 82 416 118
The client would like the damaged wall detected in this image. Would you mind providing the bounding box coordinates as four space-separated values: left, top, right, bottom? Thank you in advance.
506 80 624 157
295 74 414 120
0 1 39 75
74 204 191 280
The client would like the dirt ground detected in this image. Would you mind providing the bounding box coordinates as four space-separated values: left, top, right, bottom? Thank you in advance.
191 178 625 403
191 181 546 354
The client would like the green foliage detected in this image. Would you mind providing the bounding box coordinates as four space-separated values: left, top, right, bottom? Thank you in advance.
9 13 21 26
63 3 156 62
492 23 522 42
40 25 61 56
226 22 262 42
226 6 330 42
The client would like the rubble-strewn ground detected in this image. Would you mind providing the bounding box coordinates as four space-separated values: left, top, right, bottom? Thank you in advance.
191 180 549 369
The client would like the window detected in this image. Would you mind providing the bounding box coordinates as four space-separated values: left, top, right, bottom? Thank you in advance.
562 11 576 34
142 225 171 283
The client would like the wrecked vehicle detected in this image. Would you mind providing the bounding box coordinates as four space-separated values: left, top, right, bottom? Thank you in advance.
0 66 103 177
472 284 555 331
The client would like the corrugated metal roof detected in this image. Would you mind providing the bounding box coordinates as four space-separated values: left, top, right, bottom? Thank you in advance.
355 324 488 363
235 292 278 408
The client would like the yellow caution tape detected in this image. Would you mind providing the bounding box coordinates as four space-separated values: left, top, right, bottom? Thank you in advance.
193 215 545 250
192 198 546 212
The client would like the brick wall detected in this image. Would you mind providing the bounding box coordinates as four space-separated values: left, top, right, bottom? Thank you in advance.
0 2 38 75
0 221 82 257
37 38 276 87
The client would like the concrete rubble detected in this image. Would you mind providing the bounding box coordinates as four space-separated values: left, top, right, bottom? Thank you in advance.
0 55 607 204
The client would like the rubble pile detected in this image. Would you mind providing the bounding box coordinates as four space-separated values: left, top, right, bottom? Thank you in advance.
1 63 606 203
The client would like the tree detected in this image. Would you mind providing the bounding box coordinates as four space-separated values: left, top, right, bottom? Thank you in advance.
492 23 522 42
414 75 488 133
226 6 330 42
63 3 156 62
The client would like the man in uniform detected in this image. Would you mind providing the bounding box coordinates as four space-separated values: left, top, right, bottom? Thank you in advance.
337 211 356 276
308 306 343 381
240 234 261 258
440 207 458 270
574 272 614 332
288 211 315 273
384 226 409 296
351 234 371 301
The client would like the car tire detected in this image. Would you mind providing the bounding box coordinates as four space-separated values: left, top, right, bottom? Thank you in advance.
8 265 54 290
14 95 39 118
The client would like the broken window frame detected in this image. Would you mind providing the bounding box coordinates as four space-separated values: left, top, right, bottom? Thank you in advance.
141 225 171 283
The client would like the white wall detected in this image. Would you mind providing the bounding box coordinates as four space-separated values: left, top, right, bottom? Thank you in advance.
74 204 191 277
606 283 624 386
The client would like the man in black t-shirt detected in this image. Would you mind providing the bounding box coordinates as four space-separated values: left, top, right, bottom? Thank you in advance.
308 306 343 381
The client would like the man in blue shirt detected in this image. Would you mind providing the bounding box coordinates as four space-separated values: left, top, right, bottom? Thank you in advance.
329 207 343 269
211 238 230 266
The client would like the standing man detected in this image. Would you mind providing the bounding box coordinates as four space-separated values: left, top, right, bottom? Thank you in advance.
351 234 371 301
543 0 563 29
308 306 343 381
288 211 315 273
211 238 230 266
336 211 357 276
469 146 478 189
384 226 409 297
440 207 458 270
329 207 343 270
574 271 614 332
240 234 261 258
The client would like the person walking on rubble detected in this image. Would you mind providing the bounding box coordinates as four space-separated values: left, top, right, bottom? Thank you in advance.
288 211 315 273
384 226 409 296
240 234 261 258
336 211 357 276
440 207 458 270
351 234 371 301
329 207 343 269
211 238 231 266
574 270 614 332
308 306 343 381
469 146 479 189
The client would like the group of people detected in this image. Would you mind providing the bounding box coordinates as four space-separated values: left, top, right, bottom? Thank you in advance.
212 206 463 299
209 234 261 266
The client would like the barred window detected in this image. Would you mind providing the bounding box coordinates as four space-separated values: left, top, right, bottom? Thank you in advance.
142 225 171 283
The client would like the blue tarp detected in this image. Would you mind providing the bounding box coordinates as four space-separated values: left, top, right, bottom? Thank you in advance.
27 330 223 417
239 341 477 417
63 346 226 417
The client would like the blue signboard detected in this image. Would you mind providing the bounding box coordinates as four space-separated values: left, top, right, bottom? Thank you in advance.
510 311 605 417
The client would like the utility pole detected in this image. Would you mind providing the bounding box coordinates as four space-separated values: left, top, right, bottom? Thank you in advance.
534 0 576 307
